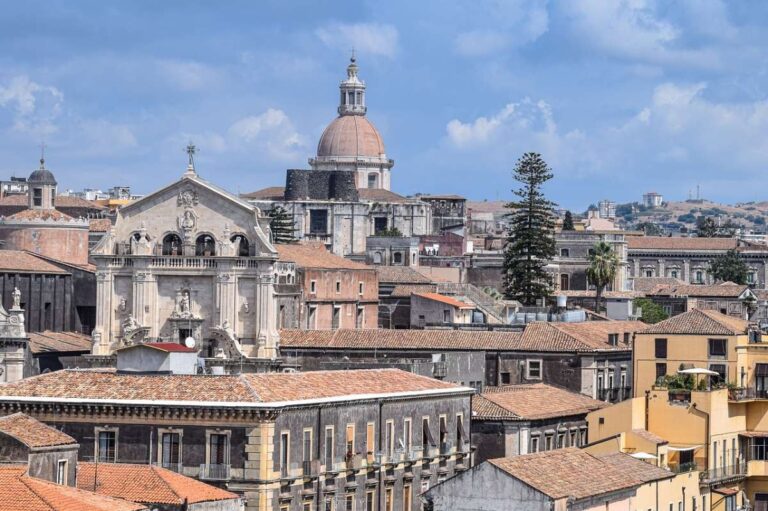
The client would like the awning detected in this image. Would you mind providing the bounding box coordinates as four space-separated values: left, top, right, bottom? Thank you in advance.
713 487 739 496
667 445 702 451
678 368 719 376
756 363 768 376
630 452 658 460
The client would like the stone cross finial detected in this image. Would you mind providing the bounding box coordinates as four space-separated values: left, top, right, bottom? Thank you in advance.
185 142 197 174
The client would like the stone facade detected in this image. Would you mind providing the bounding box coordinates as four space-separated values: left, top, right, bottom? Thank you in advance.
366 236 419 267
0 293 30 383
552 231 629 292
89 164 280 363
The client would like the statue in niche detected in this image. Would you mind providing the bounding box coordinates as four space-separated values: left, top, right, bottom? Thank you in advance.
172 290 197 319
178 209 197 238
11 287 21 309
218 224 235 256
242 299 250 314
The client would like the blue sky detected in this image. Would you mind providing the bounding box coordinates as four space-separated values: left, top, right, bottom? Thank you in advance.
1 1 768 210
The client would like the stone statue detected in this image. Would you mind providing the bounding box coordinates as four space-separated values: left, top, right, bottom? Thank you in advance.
242 299 250 314
118 298 127 313
11 287 20 309
122 314 139 333
180 292 190 315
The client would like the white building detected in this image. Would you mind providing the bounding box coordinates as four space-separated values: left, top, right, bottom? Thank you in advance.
642 192 663 208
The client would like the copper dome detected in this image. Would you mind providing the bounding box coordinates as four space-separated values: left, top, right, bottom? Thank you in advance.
316 115 386 159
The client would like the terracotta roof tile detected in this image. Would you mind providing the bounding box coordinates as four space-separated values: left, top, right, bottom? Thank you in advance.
375 266 433 284
88 218 113 232
630 429 668 445
648 283 749 298
596 452 674 483
471 395 519 420
488 448 668 500
0 368 465 405
630 277 685 293
0 194 106 210
412 292 474 309
628 236 738 251
77 463 239 505
0 465 146 511
560 290 643 299
0 413 77 448
279 328 523 350
6 208 74 221
27 331 92 354
474 384 607 421
276 243 372 270
0 250 69 274
358 188 409 203
240 186 286 200
518 321 643 352
639 308 749 335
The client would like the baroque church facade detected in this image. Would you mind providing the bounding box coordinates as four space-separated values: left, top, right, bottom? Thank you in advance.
244 57 431 258
89 156 281 368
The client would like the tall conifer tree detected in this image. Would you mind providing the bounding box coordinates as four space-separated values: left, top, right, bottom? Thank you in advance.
268 206 297 244
502 152 557 305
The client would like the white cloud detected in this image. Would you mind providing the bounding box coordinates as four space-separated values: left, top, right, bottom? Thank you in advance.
0 76 63 135
154 59 222 91
453 1 549 56
315 22 399 58
228 108 306 161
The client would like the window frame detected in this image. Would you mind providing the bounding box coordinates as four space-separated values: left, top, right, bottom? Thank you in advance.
94 427 118 463
526 359 542 380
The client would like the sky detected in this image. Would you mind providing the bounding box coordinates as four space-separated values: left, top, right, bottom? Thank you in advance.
1 0 768 210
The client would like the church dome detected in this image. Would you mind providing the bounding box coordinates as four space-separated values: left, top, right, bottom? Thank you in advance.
28 159 57 185
317 115 386 159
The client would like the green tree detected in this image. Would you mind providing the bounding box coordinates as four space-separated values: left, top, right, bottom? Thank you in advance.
586 242 619 313
634 298 669 324
377 227 403 237
708 249 749 284
562 211 575 231
635 222 663 236
696 216 718 237
267 206 297 244
502 152 557 305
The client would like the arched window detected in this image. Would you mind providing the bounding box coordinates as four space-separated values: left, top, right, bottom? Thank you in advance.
231 234 250 256
368 173 378 189
393 252 403 265
162 234 182 256
373 252 382 264
195 234 216 256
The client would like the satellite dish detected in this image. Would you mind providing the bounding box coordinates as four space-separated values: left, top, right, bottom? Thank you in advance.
184 336 196 349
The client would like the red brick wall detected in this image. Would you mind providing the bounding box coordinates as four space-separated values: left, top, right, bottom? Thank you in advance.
301 267 379 329
0 226 89 266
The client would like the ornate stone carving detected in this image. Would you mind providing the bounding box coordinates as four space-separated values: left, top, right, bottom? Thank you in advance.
11 287 20 310
171 290 199 320
177 188 199 208
178 209 197 238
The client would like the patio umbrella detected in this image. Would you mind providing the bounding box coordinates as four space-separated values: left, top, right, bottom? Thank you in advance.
630 452 658 460
677 367 720 390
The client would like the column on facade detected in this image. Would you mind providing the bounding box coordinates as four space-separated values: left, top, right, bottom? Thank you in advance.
91 270 114 355
255 270 278 358
683 259 691 283
132 270 157 336
216 270 237 330
658 258 665 278
633 259 640 280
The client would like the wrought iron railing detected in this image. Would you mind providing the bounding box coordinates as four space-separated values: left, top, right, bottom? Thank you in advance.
700 462 747 483
199 464 230 480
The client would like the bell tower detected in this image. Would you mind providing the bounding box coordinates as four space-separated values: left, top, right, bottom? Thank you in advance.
338 54 366 116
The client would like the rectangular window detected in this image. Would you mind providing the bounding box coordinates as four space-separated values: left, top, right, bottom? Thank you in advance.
308 306 317 329
209 433 228 465
624 332 630 344
332 306 341 330
545 435 553 451
560 248 570 257
346 495 354 511
161 432 181 469
385 488 393 511
56 460 67 485
456 414 465 452
336 281 341 293
359 282 364 295
656 363 668 382
403 418 412 453
326 497 335 511
422 418 434 450
32 188 42 207
443 309 450 323
280 432 289 476
530 436 539 453
385 420 394 457
580 429 587 445
526 360 542 379
710 364 727 385
439 416 448 453
324 426 334 468
608 333 618 346
569 430 577 447
374 217 388 235
366 422 375 460
303 429 313 463
346 424 355 458
709 338 727 357
309 210 328 234
557 433 565 449
356 306 364 329
310 280 317 293
655 338 668 358
97 430 116 462
403 484 412 511
366 490 376 511
500 372 511 384
304 503 312 511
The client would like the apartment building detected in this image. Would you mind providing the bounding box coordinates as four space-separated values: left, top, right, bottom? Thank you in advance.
0 365 472 511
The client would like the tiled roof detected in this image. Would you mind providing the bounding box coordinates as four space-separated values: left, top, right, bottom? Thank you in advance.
88 218 113 232
6 209 74 221
627 236 738 251
390 284 438 297
630 429 668 445
241 186 286 200
358 188 410 203
0 194 106 210
0 413 77 448
596 452 674 484
473 384 607 421
0 250 69 274
472 395 519 420
0 368 465 405
0 466 146 511
279 328 523 350
27 331 92 354
412 292 474 309
276 243 371 270
648 283 749 298
560 290 643 299
118 343 197 353
517 321 643 352
77 463 239 505
639 308 749 335
630 277 685 293
488 448 666 501
375 265 433 284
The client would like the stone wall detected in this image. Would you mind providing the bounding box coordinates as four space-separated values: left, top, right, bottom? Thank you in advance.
0 223 90 266
285 170 359 202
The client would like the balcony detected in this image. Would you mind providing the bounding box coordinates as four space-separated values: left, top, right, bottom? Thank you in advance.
199 464 230 481
304 233 332 245
597 388 619 402
700 462 747 485
729 387 768 401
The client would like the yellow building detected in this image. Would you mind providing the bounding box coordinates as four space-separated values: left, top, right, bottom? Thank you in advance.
585 308 768 510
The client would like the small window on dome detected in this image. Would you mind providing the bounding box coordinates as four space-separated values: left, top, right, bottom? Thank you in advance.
368 173 378 189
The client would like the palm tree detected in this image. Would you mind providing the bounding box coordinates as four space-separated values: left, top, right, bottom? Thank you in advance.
586 242 619 313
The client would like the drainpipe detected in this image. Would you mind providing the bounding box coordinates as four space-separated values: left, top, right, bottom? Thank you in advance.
378 399 383 511
316 407 322 510
645 390 650 430
691 402 710 475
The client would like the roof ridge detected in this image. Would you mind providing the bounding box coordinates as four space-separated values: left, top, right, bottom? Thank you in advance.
239 374 263 401
151 465 184 504
18 474 57 511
